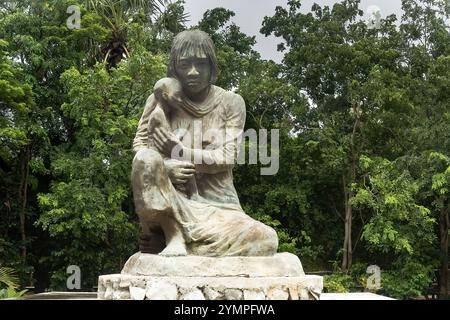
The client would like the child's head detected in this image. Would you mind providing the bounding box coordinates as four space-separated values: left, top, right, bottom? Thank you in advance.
153 77 184 106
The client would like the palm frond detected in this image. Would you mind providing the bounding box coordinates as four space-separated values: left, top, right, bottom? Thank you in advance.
87 0 166 16
0 267 19 289
84 0 187 66
152 1 189 34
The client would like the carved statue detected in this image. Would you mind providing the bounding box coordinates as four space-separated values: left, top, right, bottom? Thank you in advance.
131 29 278 257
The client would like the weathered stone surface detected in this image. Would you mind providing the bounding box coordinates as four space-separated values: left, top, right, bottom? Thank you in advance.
224 289 243 300
113 290 130 300
180 289 205 300
131 278 146 288
98 274 322 300
95 29 325 302
111 278 120 290
103 286 113 300
243 289 266 300
97 291 105 300
146 280 178 300
121 252 304 277
99 29 322 300
98 278 106 289
119 278 131 288
266 287 289 300
129 287 146 300
132 30 279 258
300 288 311 300
288 286 299 300
203 287 223 300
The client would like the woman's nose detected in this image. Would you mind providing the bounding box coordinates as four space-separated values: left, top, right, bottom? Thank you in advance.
187 65 199 76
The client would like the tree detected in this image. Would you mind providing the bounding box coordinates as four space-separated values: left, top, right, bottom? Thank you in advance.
0 0 108 288
351 156 436 298
86 0 188 66
1 0 448 298
0 0 183 290
195 8 329 266
262 0 449 297
0 38 36 268
261 0 409 271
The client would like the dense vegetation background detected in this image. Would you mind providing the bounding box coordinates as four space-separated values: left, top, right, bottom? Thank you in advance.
0 0 449 299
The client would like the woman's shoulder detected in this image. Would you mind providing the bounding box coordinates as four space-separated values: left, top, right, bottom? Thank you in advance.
212 86 245 111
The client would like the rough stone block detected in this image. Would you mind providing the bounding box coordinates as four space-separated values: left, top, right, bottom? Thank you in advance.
243 289 266 300
146 280 178 300
121 252 304 277
180 289 205 300
224 289 243 300
266 287 289 300
203 287 223 300
130 287 146 300
98 274 322 300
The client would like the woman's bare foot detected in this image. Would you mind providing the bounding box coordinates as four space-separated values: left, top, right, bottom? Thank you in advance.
157 215 187 256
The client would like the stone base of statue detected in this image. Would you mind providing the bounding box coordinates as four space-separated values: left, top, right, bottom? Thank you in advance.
97 252 323 300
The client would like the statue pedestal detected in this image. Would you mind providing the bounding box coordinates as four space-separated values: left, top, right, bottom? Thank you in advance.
97 252 322 300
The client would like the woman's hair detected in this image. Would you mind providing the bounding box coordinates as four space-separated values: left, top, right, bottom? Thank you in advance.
167 29 218 84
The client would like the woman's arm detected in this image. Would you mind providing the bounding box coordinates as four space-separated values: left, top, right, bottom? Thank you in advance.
155 93 246 174
134 94 195 183
133 94 157 153
192 93 246 174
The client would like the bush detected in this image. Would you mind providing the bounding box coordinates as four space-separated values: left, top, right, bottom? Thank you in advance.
379 261 435 299
0 267 27 299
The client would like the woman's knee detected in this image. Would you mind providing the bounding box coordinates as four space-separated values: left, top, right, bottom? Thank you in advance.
133 148 164 170
247 222 279 255
264 226 279 253
259 223 278 254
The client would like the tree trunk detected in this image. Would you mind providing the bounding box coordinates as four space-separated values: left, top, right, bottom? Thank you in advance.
341 106 360 272
439 206 449 299
19 145 30 262
342 174 353 272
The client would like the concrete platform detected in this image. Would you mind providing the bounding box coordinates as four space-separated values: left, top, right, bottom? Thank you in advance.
320 292 394 300
97 274 323 300
98 252 322 300
121 252 305 277
20 291 392 300
21 292 98 300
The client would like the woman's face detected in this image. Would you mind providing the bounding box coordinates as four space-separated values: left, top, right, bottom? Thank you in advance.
175 53 211 98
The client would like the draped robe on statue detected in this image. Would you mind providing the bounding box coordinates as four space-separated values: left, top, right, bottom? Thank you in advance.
132 85 278 256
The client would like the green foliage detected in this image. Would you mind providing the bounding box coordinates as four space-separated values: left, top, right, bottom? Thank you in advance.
0 39 34 164
0 287 28 300
0 266 19 289
0 0 449 298
35 52 166 289
380 259 435 299
324 274 355 293
262 0 449 296
324 262 368 293
0 0 176 290
0 266 27 299
324 260 434 299
352 156 436 255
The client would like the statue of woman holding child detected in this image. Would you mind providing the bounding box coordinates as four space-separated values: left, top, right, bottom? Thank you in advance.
131 29 278 257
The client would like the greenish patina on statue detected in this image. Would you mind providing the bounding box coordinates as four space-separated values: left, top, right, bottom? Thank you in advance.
131 30 278 257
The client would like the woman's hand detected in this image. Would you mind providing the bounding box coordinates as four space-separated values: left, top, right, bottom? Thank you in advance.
154 127 183 158
164 159 195 185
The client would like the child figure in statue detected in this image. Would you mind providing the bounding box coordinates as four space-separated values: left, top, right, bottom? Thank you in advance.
148 77 198 200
